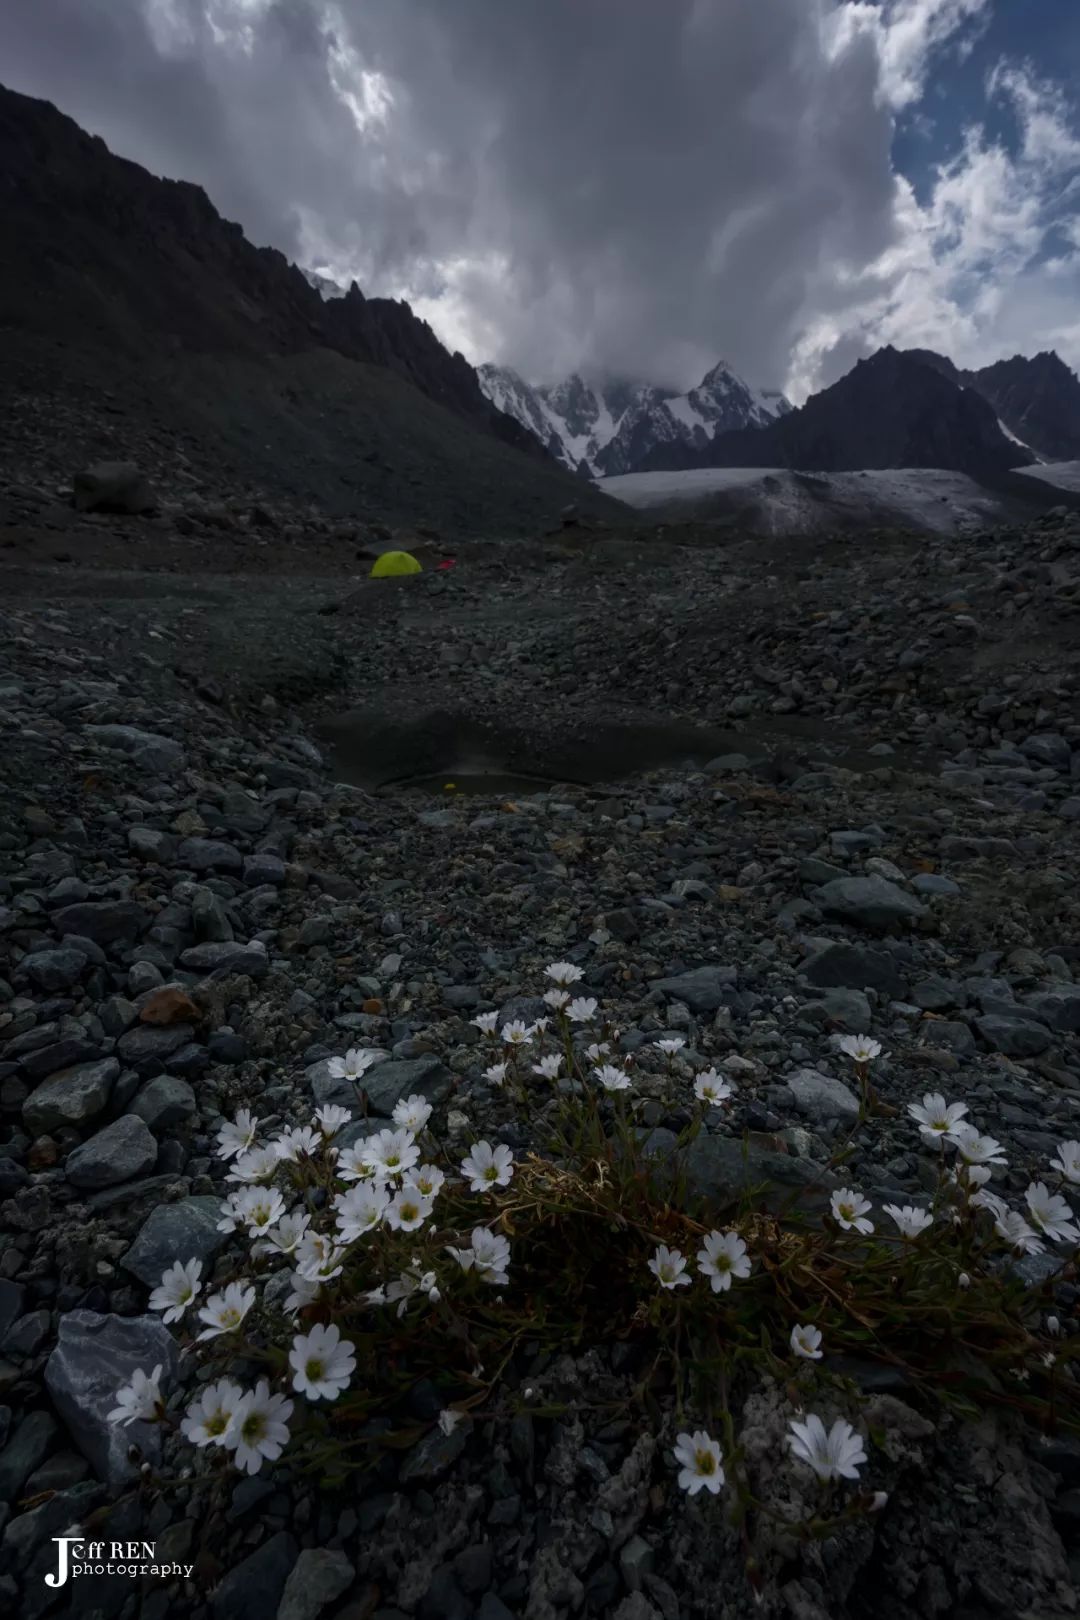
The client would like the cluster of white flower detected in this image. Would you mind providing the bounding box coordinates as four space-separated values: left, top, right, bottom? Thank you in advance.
648 1229 752 1293
107 1065 522 1474
907 1091 1080 1255
673 1411 866 1495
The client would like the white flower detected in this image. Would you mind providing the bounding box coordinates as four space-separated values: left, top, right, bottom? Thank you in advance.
672 1430 725 1496
501 1020 532 1046
655 1037 686 1055
529 1017 550 1036
196 1283 255 1341
546 961 584 987
958 1271 971 1289
289 1322 356 1401
532 1054 563 1079
226 1145 281 1184
952 1162 993 1195
907 1093 969 1147
360 1127 420 1181
882 1204 933 1239
328 1047 382 1081
787 1414 867 1482
148 1258 203 1324
567 997 598 1023
216 1191 248 1233
313 1104 352 1138
336 1144 375 1182
1050 1141 1080 1186
543 989 570 1011
284 1270 321 1315
830 1189 874 1235
181 1379 243 1447
1025 1182 1080 1245
461 1141 515 1192
107 1365 164 1426
334 1181 390 1240
870 1491 889 1512
594 1064 631 1092
648 1244 691 1289
791 1324 823 1360
973 1188 1009 1222
385 1187 434 1231
697 1230 751 1292
994 1210 1045 1255
951 1125 1008 1167
471 1012 500 1034
231 1185 287 1236
255 1209 311 1258
215 1109 260 1160
295 1232 347 1282
225 1381 293 1475
694 1068 734 1106
584 1043 610 1065
408 1163 446 1201
1048 1315 1062 1335
393 1094 433 1132
483 1061 509 1087
272 1125 322 1162
449 1226 511 1285
836 1034 882 1064
438 1408 464 1436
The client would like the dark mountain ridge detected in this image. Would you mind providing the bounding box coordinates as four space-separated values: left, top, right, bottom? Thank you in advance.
641 347 1036 478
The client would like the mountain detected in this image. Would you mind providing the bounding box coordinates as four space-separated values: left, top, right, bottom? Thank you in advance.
478 361 791 476
902 349 1080 463
302 267 348 302
0 81 624 535
639 347 1036 478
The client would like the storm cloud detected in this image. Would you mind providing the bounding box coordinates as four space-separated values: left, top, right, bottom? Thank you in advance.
1 1 1076 396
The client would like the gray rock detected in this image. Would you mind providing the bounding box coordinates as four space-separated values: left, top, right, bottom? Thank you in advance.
975 1015 1052 1057
44 1311 179 1483
176 838 243 874
178 941 269 979
117 1023 192 1067
363 1055 454 1118
649 965 737 1013
798 942 904 996
19 947 87 992
399 1422 468 1482
1020 733 1072 771
800 988 872 1031
244 853 286 887
787 1067 861 1124
129 1074 198 1130
65 1115 158 1188
122 1196 226 1286
910 873 961 897
276 1548 355 1620
641 1129 838 1215
22 1056 118 1135
72 461 156 514
0 1410 57 1502
211 1532 299 1620
1023 988 1080 1032
128 826 177 862
815 875 927 933
929 1021 976 1055
84 724 182 773
51 899 149 946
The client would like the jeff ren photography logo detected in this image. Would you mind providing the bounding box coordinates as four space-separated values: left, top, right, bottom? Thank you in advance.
46 1537 194 1589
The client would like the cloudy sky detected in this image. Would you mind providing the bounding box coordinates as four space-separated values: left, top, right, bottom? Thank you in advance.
2 0 1078 399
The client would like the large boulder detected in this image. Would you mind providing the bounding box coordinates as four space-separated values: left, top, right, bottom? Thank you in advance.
64 1115 158 1189
85 724 184 774
122 1196 227 1286
72 461 156 514
22 1056 118 1135
45 1311 179 1483
649 965 738 1013
815 875 927 933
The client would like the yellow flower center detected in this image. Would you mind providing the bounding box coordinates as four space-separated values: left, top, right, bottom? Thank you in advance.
695 1450 716 1475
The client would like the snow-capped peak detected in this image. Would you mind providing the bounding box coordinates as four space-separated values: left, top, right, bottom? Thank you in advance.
478 360 791 476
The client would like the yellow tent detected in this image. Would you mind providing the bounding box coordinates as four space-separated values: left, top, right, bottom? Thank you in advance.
370 550 422 578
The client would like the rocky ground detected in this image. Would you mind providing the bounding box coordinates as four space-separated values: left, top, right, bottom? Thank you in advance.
2 471 1080 1620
